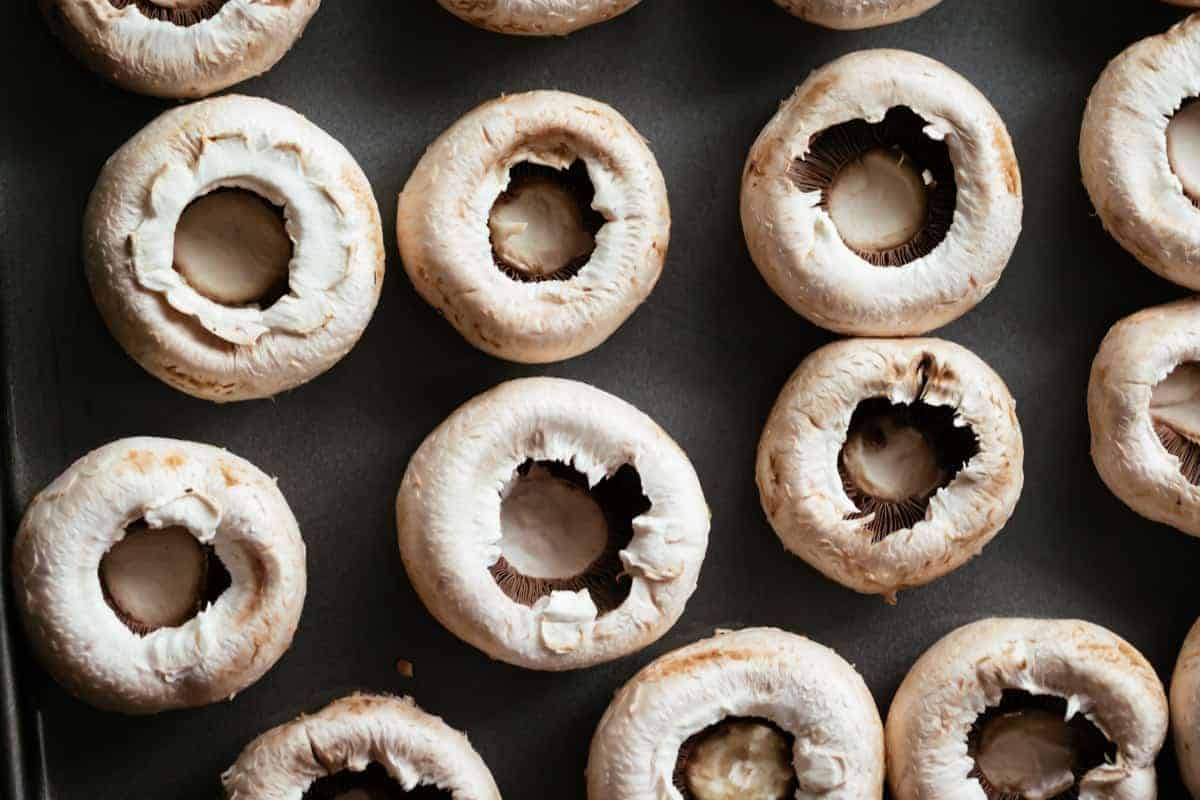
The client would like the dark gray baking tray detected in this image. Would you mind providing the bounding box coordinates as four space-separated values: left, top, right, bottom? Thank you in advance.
4 0 1200 797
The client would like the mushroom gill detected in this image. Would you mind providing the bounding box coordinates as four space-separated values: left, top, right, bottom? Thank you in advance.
1151 362 1200 485
302 763 451 799
672 718 798 800
108 0 229 26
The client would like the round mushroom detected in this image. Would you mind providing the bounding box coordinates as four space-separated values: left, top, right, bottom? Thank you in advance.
11 437 305 714
222 693 500 798
586 627 885 799
85 94 385 402
1079 13 1200 290
40 0 320 99
396 377 709 670
1172 618 1200 797
397 90 670 363
756 337 1023 601
772 0 944 30
887 618 1168 800
437 0 641 35
1088 297 1200 537
741 49 1022 336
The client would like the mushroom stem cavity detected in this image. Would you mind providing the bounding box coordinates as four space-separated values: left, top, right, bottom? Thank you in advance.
1168 100 1200 207
173 188 292 308
302 763 450 799
489 161 605 283
1151 362 1200 485
838 397 979 542
789 106 956 267
673 718 798 800
108 0 229 26
490 460 649 615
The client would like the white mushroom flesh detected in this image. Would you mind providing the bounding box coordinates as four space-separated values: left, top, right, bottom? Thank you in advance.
974 710 1077 799
499 464 608 579
841 413 943 503
99 524 208 632
827 148 928 254
1168 102 1200 206
686 721 794 800
489 175 595 278
1151 362 1200 443
174 190 292 306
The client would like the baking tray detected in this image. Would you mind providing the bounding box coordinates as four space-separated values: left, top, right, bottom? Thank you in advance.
4 0 1200 797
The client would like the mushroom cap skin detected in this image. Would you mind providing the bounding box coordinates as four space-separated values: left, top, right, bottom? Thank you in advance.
11 437 305 715
397 90 670 364
396 377 710 671
85 94 385 403
586 627 885 799
741 49 1023 336
1172 618 1200 797
40 0 321 99
222 693 501 799
1088 298 1200 536
773 0 944 30
437 0 641 35
1080 14 1200 290
886 618 1168 800
756 337 1024 600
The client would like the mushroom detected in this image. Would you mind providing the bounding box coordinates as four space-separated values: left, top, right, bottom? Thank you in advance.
222 693 500 799
1172 618 1200 797
756 337 1024 601
1087 297 1200 536
437 0 641 35
40 0 321 99
11 437 305 714
396 377 710 670
397 90 670 364
85 94 385 402
741 49 1022 336
1080 13 1200 290
586 627 885 799
887 618 1168 800
772 0 944 30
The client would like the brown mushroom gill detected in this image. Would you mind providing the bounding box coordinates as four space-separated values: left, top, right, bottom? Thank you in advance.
672 718 798 800
967 691 1115 800
99 519 230 636
789 106 957 267
1151 363 1200 485
302 764 451 799
488 161 606 283
489 460 649 615
1168 100 1200 207
108 0 229 26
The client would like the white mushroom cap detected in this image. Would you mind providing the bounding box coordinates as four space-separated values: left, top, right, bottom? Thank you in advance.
756 337 1024 600
85 94 385 402
437 0 641 35
222 693 501 799
886 618 1168 800
772 0 944 30
40 0 320 99
11 437 305 715
741 49 1023 336
1171 618 1200 796
396 377 710 670
586 627 885 799
1088 297 1200 537
397 90 670 364
1080 14 1200 290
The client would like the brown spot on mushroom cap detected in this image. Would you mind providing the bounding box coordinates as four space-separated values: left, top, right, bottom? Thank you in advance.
164 453 185 469
220 463 241 487
124 449 156 474
993 122 1021 196
108 0 229 27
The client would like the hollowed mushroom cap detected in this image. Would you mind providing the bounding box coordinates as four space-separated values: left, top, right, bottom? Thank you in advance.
741 49 1022 336
11 436 305 714
1088 298 1200 536
40 0 320 99
397 90 670 364
222 693 500 799
756 337 1023 600
772 0 944 30
586 627 885 799
1171 618 1200 796
437 0 641 35
886 618 1168 800
396 377 709 670
85 94 385 402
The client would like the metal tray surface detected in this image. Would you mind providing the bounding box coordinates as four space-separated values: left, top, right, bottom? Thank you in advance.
3 0 1199 797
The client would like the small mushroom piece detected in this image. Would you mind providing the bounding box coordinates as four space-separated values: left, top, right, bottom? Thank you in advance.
396 377 710 670
1171 618 1200 797
221 694 500 799
586 627 885 799
1080 14 1200 290
756 338 1023 601
772 0 944 30
437 0 641 35
1088 298 1200 536
742 49 1022 336
40 0 320 99
887 618 1168 800
397 91 670 363
11 437 305 714
85 94 385 402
